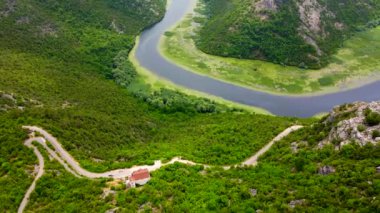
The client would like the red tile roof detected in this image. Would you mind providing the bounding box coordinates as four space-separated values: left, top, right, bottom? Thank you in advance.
130 169 150 181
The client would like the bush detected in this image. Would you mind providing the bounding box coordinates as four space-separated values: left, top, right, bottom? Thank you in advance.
357 125 366 132
372 130 380 139
318 77 335 86
365 110 380 126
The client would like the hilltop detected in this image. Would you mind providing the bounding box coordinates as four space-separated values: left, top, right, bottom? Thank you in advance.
196 0 380 68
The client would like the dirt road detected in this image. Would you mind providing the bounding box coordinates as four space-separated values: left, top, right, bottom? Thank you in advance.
18 125 302 212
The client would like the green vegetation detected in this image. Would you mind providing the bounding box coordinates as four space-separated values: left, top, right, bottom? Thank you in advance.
1 0 379 212
357 124 366 132
197 0 380 68
373 130 380 139
161 2 380 95
25 142 112 212
0 0 303 211
111 122 380 212
365 109 380 126
0 120 36 211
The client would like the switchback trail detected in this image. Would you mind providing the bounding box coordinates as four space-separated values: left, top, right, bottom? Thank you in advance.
18 125 302 212
18 137 45 213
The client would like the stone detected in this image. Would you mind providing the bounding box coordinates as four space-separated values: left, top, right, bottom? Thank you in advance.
377 166 380 173
324 102 380 148
1 93 15 101
250 188 257 196
318 166 336 175
105 208 118 213
291 142 298 153
101 189 116 199
289 199 305 208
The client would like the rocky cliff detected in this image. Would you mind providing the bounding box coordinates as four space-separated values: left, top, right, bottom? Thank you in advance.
321 101 380 148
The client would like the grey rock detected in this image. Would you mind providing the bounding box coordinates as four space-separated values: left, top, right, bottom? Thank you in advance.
289 199 305 208
318 166 336 175
1 93 15 102
105 208 118 213
291 142 298 153
250 188 257 196
324 102 380 148
101 189 116 199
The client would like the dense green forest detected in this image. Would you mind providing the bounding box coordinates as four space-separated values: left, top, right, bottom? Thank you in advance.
19 112 377 212
197 0 380 68
0 0 300 211
114 123 379 212
1 0 379 212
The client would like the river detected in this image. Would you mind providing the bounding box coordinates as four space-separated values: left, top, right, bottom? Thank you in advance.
135 0 380 117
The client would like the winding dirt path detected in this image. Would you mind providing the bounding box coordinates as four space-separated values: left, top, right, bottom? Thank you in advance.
242 125 303 166
18 137 45 213
18 125 302 212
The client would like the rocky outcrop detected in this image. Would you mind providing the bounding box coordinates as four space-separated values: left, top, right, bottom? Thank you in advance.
318 166 335 175
321 102 380 148
298 0 323 34
0 91 42 111
291 141 308 153
289 199 305 208
0 0 16 18
253 0 278 20
250 188 257 196
255 0 278 11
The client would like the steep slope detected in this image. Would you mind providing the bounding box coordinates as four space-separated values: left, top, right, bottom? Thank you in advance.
0 1 301 212
0 0 166 76
67 101 379 212
197 0 380 68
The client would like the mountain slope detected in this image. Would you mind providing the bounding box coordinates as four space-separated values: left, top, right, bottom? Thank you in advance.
0 0 166 76
196 0 380 68
0 1 300 212
71 102 379 212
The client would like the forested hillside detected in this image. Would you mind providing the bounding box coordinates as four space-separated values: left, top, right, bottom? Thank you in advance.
197 0 380 68
0 0 166 76
84 103 380 212
0 0 300 211
1 0 379 212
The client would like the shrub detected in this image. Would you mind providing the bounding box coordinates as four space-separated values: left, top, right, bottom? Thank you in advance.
318 77 335 86
357 125 366 132
372 130 380 139
365 110 380 126
332 138 342 146
164 31 175 37
364 108 372 116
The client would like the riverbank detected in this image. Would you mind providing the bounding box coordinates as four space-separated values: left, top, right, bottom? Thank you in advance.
130 0 380 117
127 0 270 115
129 36 272 115
159 0 380 96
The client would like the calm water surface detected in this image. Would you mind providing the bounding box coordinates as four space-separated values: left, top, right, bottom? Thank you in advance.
135 0 380 117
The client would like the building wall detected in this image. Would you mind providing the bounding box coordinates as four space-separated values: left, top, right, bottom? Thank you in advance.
135 178 151 186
